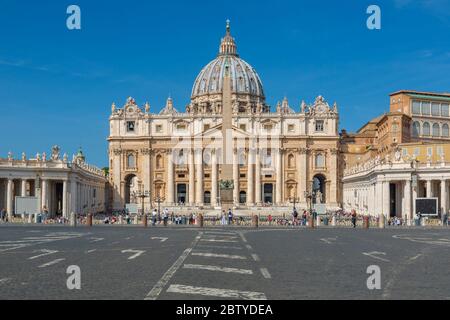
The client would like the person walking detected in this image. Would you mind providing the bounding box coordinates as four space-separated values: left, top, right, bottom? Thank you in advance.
0 208 5 222
228 209 233 225
163 209 168 227
152 209 157 226
292 209 299 226
351 209 357 228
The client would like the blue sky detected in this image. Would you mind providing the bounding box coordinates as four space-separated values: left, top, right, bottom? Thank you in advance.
1 0 449 167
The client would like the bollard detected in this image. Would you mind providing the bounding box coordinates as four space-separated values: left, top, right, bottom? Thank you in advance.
87 213 93 227
119 215 123 225
363 216 369 229
134 215 139 225
316 216 321 227
332 215 336 227
197 214 204 228
28 214 32 224
308 216 315 229
379 214 385 229
70 212 77 227
143 214 148 228
252 215 259 228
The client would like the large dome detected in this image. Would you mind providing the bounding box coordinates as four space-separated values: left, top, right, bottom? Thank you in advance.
190 21 265 104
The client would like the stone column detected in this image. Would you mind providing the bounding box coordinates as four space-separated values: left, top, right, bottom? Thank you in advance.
255 149 261 205
412 182 418 219
142 148 151 211
195 148 204 206
276 149 283 205
382 180 390 219
426 180 432 198
189 149 195 206
329 149 338 205
71 180 77 215
21 179 27 197
42 179 48 211
233 149 239 205
62 180 68 218
6 179 13 220
247 148 254 206
211 150 218 207
298 148 308 206
404 180 412 223
167 151 174 206
440 179 447 216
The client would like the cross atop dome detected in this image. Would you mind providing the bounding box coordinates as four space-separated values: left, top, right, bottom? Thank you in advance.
219 19 238 56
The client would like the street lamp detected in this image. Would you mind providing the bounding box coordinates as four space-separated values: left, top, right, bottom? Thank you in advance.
303 181 316 216
131 186 151 216
289 196 300 211
153 195 166 217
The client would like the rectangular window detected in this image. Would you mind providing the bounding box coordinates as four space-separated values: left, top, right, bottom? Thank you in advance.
240 174 246 178
156 125 162 133
442 104 449 117
127 121 135 132
176 124 187 131
402 149 408 156
422 102 431 115
288 124 295 132
315 120 324 132
203 124 210 131
239 124 246 131
432 103 440 116
412 101 421 115
427 147 433 156
264 124 273 131
414 148 420 156
437 146 444 155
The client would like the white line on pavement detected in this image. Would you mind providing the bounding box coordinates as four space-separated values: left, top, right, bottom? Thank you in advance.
86 249 97 254
409 254 422 261
183 264 253 275
191 252 247 260
246 244 252 250
144 233 203 300
362 251 390 262
0 278 11 285
260 268 271 279
28 249 58 260
251 254 260 262
197 245 243 250
238 232 248 243
200 239 238 243
204 231 236 236
121 249 145 260
89 238 104 243
167 284 267 300
38 259 66 268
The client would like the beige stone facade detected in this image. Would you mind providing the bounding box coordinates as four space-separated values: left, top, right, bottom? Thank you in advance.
108 23 340 214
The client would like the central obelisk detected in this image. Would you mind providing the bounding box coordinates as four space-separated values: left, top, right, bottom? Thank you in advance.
219 57 235 208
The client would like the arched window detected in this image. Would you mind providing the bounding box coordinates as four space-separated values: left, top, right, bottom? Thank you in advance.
315 154 325 168
288 154 295 168
423 122 430 136
443 124 449 137
156 154 163 169
412 121 421 137
127 154 136 169
433 123 440 137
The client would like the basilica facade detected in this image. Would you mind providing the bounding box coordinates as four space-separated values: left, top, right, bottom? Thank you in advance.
108 22 340 214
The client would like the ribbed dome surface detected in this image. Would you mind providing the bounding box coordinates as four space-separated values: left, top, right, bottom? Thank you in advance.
191 55 265 99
